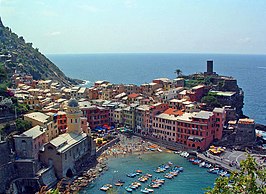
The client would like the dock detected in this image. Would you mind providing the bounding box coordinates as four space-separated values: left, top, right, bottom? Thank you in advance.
197 153 239 172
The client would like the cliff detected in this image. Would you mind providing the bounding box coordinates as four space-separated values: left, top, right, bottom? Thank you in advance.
0 17 81 86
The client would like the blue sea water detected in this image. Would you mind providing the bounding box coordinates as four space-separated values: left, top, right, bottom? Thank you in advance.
79 153 217 194
48 53 266 125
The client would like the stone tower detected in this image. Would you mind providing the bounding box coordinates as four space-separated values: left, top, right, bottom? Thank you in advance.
66 98 82 134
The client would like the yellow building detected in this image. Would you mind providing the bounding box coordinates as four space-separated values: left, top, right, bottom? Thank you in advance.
24 112 59 141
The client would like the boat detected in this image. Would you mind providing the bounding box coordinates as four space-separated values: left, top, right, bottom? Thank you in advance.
152 178 165 183
132 182 141 187
149 183 160 188
173 166 184 172
199 161 206 167
141 189 150 193
157 148 163 152
168 161 173 166
180 151 190 158
164 173 174 179
125 187 133 192
100 185 109 191
192 159 201 165
145 173 152 177
115 181 124 186
220 171 228 177
170 171 178 176
129 184 137 190
127 173 137 178
146 188 154 192
136 170 143 173
208 168 220 174
138 175 148 182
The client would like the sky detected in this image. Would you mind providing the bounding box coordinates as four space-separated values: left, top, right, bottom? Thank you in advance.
0 0 266 54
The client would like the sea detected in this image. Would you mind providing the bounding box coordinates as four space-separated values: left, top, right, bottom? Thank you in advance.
48 53 266 125
47 53 266 193
79 153 217 194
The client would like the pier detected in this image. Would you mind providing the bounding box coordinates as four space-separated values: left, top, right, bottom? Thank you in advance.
197 153 239 172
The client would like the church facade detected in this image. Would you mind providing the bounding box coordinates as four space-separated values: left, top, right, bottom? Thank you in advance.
40 99 96 178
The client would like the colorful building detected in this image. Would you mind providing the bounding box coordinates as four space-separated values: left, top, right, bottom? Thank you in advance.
152 107 226 150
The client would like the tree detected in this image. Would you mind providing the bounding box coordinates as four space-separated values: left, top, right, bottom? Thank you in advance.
174 69 182 77
205 154 266 194
15 118 32 133
201 95 221 108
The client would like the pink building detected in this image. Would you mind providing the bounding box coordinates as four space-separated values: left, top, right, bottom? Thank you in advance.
14 125 47 159
187 85 206 102
152 107 226 150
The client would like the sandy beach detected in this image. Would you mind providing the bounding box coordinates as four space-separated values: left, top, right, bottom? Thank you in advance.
65 134 166 193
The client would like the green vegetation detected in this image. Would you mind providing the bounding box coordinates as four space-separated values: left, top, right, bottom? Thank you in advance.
201 92 221 108
205 155 266 194
185 76 213 88
174 69 182 77
15 118 32 133
0 118 32 136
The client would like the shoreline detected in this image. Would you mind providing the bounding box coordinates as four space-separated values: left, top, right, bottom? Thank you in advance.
66 135 168 193
65 134 244 193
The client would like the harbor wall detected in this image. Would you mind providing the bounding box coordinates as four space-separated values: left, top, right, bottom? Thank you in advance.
197 153 239 172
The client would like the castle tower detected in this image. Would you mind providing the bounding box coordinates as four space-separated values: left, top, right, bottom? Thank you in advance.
204 60 216 75
207 60 213 74
66 98 82 134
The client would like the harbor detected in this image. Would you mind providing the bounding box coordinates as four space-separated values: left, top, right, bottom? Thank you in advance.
79 152 218 194
73 134 234 194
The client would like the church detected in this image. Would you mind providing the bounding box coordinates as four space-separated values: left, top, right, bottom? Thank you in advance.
40 98 96 179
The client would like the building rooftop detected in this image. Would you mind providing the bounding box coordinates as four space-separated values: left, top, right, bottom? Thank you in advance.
192 85 205 90
156 112 192 122
213 107 224 113
163 108 184 116
50 132 87 153
192 111 213 120
210 91 236 97
78 87 86 93
78 101 91 108
153 78 170 82
22 125 45 139
238 118 255 124
24 112 50 124
136 105 150 111
128 93 140 98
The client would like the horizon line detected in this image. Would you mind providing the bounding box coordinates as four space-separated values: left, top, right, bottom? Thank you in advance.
45 52 266 56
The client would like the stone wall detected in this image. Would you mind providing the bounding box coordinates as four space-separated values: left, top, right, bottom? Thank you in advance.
0 162 17 194
0 141 18 194
15 160 40 178
0 141 11 165
38 167 57 188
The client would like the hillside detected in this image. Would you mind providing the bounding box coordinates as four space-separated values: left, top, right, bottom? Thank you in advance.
0 17 81 86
